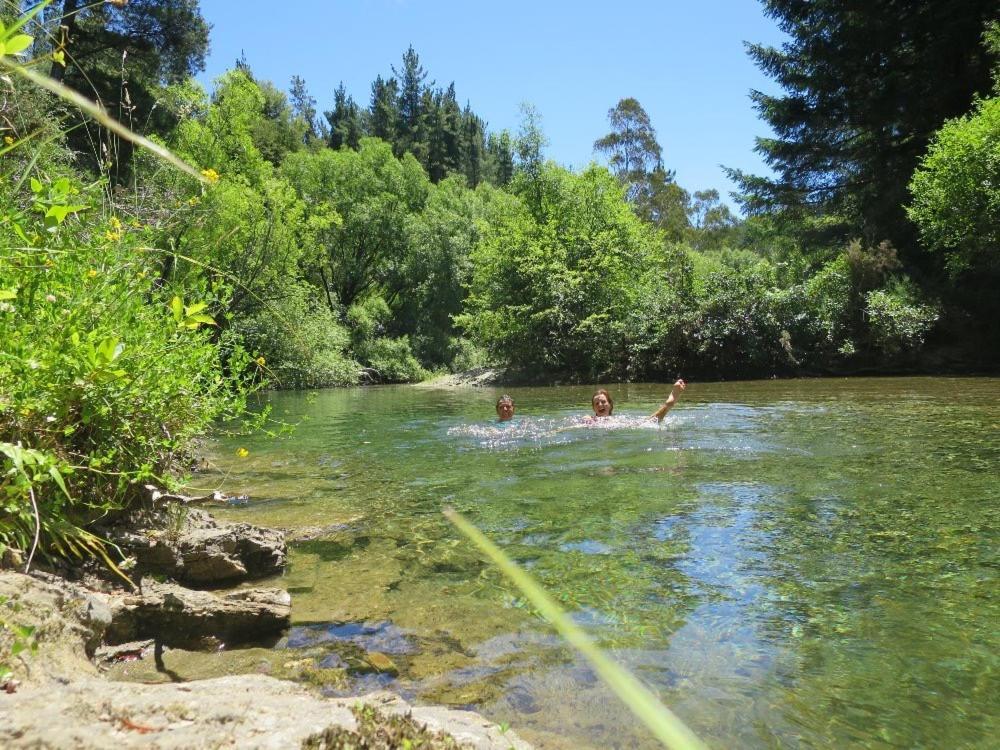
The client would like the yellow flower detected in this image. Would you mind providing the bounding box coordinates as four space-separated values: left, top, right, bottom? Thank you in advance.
109 216 123 230
236 447 249 458
200 168 220 184
104 230 120 242
255 356 266 367
3 136 13 146
87 269 98 278
186 196 201 206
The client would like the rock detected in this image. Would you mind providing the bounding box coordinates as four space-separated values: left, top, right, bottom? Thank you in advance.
105 579 291 647
110 507 286 585
0 676 532 750
0 572 104 684
363 651 399 675
349 691 533 750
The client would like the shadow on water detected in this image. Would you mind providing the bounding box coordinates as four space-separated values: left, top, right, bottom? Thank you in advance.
181 378 999 749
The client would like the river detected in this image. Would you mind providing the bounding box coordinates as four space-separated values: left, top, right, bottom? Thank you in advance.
190 378 997 748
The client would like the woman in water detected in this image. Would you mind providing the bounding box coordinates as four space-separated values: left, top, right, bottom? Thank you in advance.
590 379 686 421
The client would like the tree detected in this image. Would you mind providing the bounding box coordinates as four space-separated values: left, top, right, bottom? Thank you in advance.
37 0 209 177
513 103 548 214
731 0 997 256
282 139 430 312
45 0 208 84
289 75 321 144
908 27 1000 274
594 98 664 202
485 130 515 187
325 83 364 150
393 46 431 158
368 75 400 143
459 164 664 377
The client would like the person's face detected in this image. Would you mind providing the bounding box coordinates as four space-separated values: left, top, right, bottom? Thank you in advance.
592 394 611 417
497 400 514 421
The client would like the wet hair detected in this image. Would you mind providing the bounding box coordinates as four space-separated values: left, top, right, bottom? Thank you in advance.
592 388 614 415
495 395 514 414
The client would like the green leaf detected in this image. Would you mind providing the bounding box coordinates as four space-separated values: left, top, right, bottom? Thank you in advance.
3 34 32 56
48 466 70 499
185 302 208 316
184 313 216 327
29 177 41 194
170 296 183 323
0 289 16 300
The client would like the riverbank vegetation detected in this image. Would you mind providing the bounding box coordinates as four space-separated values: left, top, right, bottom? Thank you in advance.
1 0 998 565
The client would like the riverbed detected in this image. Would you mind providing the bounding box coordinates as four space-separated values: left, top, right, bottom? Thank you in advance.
189 378 999 749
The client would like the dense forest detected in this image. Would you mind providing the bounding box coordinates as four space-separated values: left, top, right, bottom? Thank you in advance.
1 1 998 561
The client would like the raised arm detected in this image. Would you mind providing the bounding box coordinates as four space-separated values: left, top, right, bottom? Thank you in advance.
650 379 686 422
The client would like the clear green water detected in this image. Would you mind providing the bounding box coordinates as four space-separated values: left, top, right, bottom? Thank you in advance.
198 378 998 749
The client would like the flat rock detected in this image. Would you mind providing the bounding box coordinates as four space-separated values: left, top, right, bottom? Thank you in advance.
111 507 286 585
105 578 291 647
0 675 532 749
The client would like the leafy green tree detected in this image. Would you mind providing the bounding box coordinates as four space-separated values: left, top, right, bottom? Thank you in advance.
459 164 663 377
636 166 690 241
908 96 1000 274
393 45 431 159
485 130 515 187
282 138 429 312
166 72 306 319
460 106 488 187
396 176 488 365
38 0 209 178
689 189 740 250
731 0 997 255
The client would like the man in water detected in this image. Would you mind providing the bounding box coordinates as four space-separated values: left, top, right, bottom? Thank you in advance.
496 395 515 422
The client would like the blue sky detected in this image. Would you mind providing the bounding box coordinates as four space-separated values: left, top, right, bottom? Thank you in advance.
197 1 787 209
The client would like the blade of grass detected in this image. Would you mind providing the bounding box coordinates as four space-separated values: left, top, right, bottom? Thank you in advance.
443 507 709 750
0 59 207 183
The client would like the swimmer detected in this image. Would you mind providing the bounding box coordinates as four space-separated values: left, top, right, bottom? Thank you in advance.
495 395 515 422
589 379 686 421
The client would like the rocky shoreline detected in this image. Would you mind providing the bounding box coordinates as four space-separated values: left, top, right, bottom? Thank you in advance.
0 496 530 749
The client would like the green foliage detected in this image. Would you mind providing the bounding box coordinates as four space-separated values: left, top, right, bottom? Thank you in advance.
908 95 1000 273
0 166 248 567
347 297 427 383
230 282 359 389
284 138 428 311
0 595 38 687
733 0 997 254
459 163 663 379
396 176 487 367
865 281 939 357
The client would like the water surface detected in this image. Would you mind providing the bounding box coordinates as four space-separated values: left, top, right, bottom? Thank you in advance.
198 378 999 749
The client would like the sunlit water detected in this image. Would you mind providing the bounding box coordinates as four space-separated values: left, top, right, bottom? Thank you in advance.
181 379 996 748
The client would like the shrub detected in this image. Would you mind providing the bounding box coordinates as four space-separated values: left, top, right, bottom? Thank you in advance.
0 172 248 567
229 281 359 389
865 281 939 357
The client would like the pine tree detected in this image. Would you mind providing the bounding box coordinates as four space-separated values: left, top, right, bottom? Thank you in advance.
368 75 399 145
325 83 364 150
289 75 320 144
731 0 997 256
